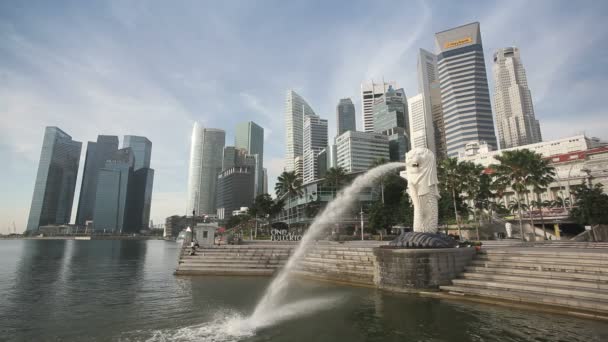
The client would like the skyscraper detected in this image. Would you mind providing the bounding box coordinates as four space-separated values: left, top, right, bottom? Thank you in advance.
336 98 356 136
336 131 390 172
302 114 328 184
235 121 264 196
435 22 497 156
76 135 119 226
417 48 444 158
92 148 134 233
361 80 397 133
263 168 268 195
285 90 316 172
408 93 436 152
123 135 152 170
373 86 409 161
186 123 225 216
493 47 542 148
26 127 82 232
216 166 255 219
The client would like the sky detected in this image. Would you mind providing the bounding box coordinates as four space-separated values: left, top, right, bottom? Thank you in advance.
1 0 607 234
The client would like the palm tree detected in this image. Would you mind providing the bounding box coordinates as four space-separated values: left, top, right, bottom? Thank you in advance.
323 166 348 198
439 158 464 239
371 158 390 203
492 149 543 241
461 161 485 240
528 157 556 240
275 171 303 228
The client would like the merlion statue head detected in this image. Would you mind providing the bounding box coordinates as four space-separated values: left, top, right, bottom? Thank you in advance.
405 148 439 196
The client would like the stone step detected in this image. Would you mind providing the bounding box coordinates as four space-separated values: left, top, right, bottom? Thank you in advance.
461 272 608 290
440 285 608 314
302 255 375 265
451 278 608 303
181 254 290 259
470 260 608 274
292 270 374 285
175 267 276 276
180 259 286 265
179 262 281 269
296 260 375 273
481 249 608 260
464 266 608 283
476 255 607 266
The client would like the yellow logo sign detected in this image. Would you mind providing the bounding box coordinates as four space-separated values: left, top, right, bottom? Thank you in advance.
444 37 472 49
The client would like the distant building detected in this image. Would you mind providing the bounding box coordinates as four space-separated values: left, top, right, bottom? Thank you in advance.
361 80 397 133
222 146 237 171
123 135 152 170
408 93 435 152
164 215 206 238
285 90 316 172
76 135 119 226
435 22 497 156
493 47 542 149
373 86 409 161
303 114 328 184
26 127 82 232
186 123 225 216
92 148 134 233
336 98 356 136
263 168 268 194
294 156 304 180
336 131 389 172
317 144 337 179
417 49 445 158
235 121 264 196
216 166 255 220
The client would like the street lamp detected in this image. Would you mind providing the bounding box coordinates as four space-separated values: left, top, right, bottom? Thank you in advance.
360 204 365 241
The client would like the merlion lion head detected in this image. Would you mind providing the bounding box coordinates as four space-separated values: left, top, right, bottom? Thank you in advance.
405 148 439 194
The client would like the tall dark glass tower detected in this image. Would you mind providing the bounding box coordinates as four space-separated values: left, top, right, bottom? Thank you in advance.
75 135 119 226
123 135 154 230
26 127 82 232
336 98 356 136
123 136 152 170
92 148 134 233
235 121 264 195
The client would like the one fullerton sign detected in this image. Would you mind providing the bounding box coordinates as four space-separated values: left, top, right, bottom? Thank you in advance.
444 37 472 49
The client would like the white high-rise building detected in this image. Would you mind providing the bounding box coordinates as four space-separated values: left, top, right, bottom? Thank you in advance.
186 123 225 216
303 114 328 184
336 131 390 172
493 47 542 149
417 49 445 158
285 90 316 172
361 80 397 133
435 22 497 157
408 93 435 152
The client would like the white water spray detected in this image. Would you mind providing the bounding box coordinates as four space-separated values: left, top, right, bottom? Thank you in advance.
247 162 404 326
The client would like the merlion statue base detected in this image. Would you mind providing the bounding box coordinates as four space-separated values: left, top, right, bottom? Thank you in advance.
389 231 457 248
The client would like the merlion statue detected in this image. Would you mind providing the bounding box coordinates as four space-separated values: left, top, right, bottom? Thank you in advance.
400 148 440 233
390 148 456 248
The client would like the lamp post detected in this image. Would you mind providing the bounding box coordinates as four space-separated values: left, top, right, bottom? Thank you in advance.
360 205 364 241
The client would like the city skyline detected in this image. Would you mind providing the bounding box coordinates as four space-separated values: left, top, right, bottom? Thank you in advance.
2 1 608 233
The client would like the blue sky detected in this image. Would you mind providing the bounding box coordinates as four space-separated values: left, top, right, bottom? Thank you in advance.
1 0 607 233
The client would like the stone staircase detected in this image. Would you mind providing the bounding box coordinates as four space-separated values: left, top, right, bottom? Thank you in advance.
294 244 379 286
440 247 608 316
175 244 294 276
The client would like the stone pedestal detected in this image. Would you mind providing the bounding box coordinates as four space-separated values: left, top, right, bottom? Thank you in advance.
373 247 475 292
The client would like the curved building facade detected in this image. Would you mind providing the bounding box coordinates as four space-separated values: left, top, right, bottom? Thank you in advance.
285 90 316 172
186 123 225 216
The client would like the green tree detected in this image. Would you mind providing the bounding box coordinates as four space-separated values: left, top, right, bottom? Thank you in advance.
439 157 465 238
323 166 349 198
461 161 485 240
371 158 390 203
570 182 608 225
491 149 549 240
274 171 303 227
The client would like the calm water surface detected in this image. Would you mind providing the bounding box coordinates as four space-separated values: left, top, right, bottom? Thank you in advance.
1 239 607 341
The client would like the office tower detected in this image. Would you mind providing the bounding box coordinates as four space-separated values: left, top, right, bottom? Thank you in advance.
294 156 304 180
336 98 356 135
123 136 152 170
408 93 436 152
336 131 390 172
317 148 328 179
435 22 497 156
417 49 444 157
285 90 316 172
92 148 134 233
186 123 225 216
123 135 154 231
373 86 410 161
26 127 82 232
303 114 329 184
235 121 264 195
75 135 119 226
263 168 268 195
493 47 542 148
222 146 236 171
361 80 397 133
216 166 255 219
317 144 337 179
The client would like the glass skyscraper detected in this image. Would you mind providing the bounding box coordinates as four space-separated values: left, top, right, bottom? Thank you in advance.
76 135 119 226
435 22 497 156
92 148 134 233
336 98 356 136
285 90 316 172
26 127 82 232
372 86 410 161
123 135 152 171
123 135 154 230
235 121 264 195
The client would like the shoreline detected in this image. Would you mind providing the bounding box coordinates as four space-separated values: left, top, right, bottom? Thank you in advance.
0 236 168 241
